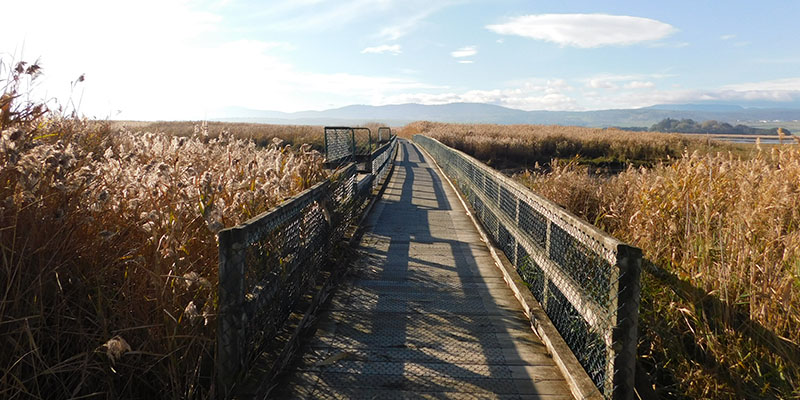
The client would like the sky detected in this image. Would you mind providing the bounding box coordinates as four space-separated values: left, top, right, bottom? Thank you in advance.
2 0 800 120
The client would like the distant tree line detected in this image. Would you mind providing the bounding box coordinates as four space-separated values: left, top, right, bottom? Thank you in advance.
648 118 790 135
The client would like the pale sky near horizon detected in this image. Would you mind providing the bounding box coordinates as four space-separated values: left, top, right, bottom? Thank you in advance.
2 0 800 120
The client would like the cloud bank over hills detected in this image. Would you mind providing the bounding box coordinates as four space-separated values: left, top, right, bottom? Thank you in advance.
209 102 800 128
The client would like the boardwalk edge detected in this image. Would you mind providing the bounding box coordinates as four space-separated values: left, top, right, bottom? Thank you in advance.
416 142 604 400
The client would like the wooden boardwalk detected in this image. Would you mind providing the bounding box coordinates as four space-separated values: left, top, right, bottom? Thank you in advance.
276 140 572 399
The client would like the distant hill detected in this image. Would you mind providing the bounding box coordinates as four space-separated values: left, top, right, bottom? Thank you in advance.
643 103 746 112
649 118 787 135
209 102 800 128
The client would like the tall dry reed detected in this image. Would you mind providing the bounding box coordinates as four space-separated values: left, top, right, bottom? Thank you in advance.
404 121 738 170
1 61 326 399
517 149 800 398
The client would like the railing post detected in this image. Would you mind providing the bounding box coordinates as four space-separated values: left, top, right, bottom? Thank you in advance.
217 227 247 396
612 244 642 400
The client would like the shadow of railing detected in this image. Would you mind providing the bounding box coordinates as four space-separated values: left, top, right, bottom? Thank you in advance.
639 258 800 398
643 260 800 363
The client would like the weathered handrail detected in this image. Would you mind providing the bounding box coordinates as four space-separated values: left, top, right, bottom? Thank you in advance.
218 135 397 396
413 135 641 400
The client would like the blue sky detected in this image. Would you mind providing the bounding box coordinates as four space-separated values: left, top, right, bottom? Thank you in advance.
2 0 799 120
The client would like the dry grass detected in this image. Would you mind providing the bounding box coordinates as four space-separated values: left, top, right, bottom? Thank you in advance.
1 62 326 398
115 121 390 154
112 120 325 151
404 121 748 171
516 149 800 398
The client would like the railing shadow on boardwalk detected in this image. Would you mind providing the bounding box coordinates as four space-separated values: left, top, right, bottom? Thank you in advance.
283 141 566 397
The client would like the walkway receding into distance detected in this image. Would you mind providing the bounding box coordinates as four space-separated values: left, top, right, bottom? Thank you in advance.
277 140 572 399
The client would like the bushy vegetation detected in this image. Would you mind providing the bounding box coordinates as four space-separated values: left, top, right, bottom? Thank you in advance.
650 117 793 136
1 61 326 399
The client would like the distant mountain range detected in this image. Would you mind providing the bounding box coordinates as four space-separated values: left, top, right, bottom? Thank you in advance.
209 102 800 128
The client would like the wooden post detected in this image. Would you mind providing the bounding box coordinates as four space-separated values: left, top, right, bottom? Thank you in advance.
612 244 642 400
217 227 247 396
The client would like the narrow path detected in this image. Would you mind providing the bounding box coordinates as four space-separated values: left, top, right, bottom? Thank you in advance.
277 140 572 399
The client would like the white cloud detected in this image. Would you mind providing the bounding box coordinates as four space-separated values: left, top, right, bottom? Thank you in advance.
625 81 655 89
589 79 618 89
451 46 477 58
457 60 474 64
722 77 800 92
720 34 736 40
486 14 676 48
361 44 402 55
579 80 800 110
582 73 671 91
376 76 800 112
375 79 580 111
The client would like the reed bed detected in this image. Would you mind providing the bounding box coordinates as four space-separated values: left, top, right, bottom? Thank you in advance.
1 62 326 399
116 121 389 154
403 121 740 170
113 120 326 151
516 150 800 398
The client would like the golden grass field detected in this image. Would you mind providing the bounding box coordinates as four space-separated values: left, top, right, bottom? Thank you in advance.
1 63 328 398
412 121 800 399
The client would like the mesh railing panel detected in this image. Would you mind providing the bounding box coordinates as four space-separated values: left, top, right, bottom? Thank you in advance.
370 136 397 189
218 163 365 389
377 127 391 143
413 135 641 399
353 128 373 156
325 127 355 164
218 136 399 392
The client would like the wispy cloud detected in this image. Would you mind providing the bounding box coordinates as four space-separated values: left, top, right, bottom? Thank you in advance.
262 0 395 32
376 79 581 111
588 79 617 89
647 41 689 48
378 4 447 40
624 81 655 89
486 14 676 48
583 73 672 90
722 77 800 92
451 45 477 58
361 44 402 55
457 60 474 64
720 34 736 40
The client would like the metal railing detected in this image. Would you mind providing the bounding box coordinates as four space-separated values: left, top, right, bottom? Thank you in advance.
370 134 397 188
324 127 355 166
217 135 397 394
377 126 391 142
413 135 641 400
